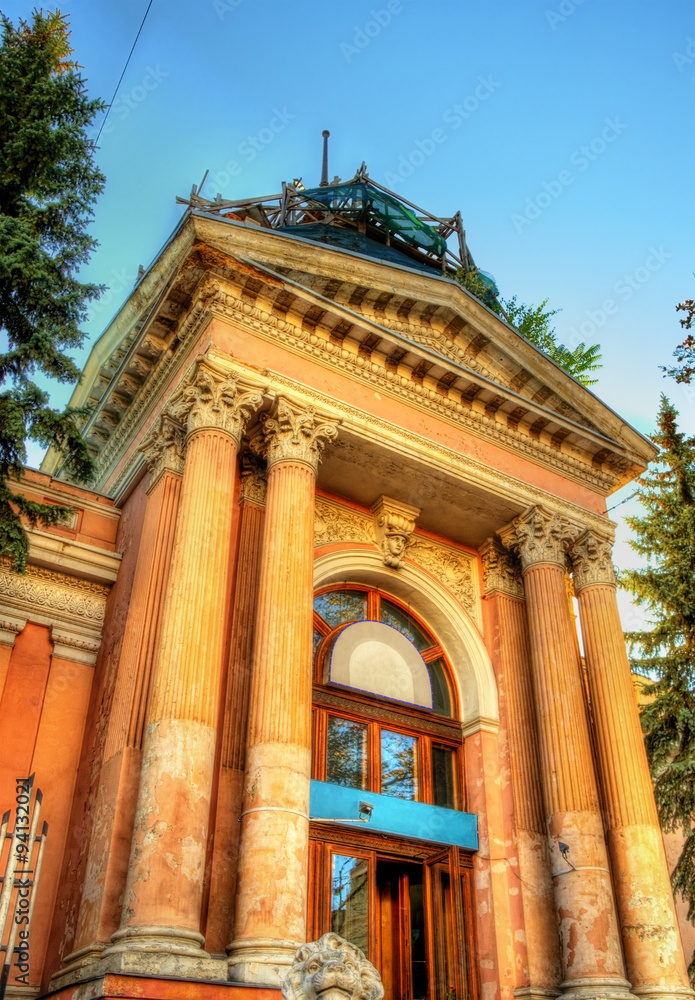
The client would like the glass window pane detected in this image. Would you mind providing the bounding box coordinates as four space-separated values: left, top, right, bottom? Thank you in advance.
409 873 428 1000
313 629 323 659
331 854 369 954
428 658 452 717
314 590 367 628
380 600 430 651
381 729 418 799
327 717 368 789
432 746 456 809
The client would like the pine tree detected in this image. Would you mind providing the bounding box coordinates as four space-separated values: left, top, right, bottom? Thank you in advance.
621 395 695 984
0 10 105 571
455 268 602 386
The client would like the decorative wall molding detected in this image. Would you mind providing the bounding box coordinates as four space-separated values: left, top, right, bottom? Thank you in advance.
314 497 374 547
407 537 479 625
569 529 617 592
371 495 420 569
479 537 524 599
0 559 109 666
0 614 26 647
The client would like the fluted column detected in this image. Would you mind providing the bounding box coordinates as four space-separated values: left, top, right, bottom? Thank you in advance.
480 539 562 1000
57 417 185 982
228 398 338 986
569 531 692 1000
103 360 264 976
499 506 631 1000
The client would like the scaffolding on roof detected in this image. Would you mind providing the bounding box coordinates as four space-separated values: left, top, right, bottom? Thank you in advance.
176 162 475 276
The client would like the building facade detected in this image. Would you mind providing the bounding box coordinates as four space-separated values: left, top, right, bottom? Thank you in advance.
0 174 692 1000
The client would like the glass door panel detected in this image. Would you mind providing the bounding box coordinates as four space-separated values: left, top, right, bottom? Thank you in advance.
330 853 370 955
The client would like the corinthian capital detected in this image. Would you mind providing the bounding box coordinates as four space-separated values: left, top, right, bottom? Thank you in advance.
169 362 265 444
251 397 339 475
140 414 186 488
498 505 582 571
569 529 616 592
479 537 524 598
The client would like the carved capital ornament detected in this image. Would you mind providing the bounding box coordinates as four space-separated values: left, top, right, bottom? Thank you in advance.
251 397 339 474
569 529 616 592
498 505 582 571
371 495 420 569
140 413 186 487
169 362 265 445
479 536 524 598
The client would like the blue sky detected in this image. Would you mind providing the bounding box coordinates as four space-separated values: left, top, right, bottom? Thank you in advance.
3 0 693 628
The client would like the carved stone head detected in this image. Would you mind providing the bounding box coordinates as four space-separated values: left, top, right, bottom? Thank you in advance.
282 933 384 1000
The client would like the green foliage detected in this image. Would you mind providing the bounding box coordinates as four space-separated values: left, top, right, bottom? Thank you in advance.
662 297 695 383
0 10 105 571
455 268 602 387
621 396 695 984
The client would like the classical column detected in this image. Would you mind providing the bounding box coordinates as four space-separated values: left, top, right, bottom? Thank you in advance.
480 538 562 1000
228 398 338 986
499 506 630 1000
103 360 264 976
58 416 185 980
569 530 692 1000
205 455 267 954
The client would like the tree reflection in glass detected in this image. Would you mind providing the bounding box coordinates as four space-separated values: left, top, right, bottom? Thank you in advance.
314 590 367 628
331 854 369 954
327 716 368 789
381 729 418 799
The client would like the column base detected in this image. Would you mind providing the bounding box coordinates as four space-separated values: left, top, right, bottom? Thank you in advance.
98 926 227 981
227 937 303 987
515 988 561 1000
632 989 695 1000
559 977 637 1000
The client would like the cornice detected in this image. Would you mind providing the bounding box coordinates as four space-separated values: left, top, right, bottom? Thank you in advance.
28 530 122 585
219 353 616 541
207 288 625 496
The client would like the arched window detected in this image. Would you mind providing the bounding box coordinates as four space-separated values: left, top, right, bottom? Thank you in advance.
309 585 477 1000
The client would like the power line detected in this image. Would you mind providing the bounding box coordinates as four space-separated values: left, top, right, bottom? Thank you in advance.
95 0 154 146
606 491 637 513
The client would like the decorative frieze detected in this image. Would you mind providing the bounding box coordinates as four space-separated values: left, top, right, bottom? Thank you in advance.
370 496 420 569
140 413 186 488
407 537 479 622
251 397 339 474
479 537 524 599
499 505 582 571
314 498 373 547
569 529 616 592
169 362 265 444
0 560 109 666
